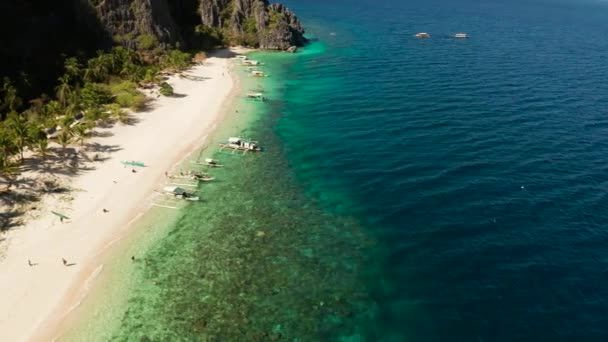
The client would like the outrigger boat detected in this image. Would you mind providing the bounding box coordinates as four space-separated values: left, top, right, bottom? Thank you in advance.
160 186 199 201
169 170 215 182
235 55 248 60
251 70 268 78
242 60 262 66
191 158 224 167
453 33 468 38
152 186 199 209
219 137 261 154
246 92 266 102
250 85 264 93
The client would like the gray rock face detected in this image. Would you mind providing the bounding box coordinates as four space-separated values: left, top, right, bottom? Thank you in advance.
91 0 306 51
93 0 183 49
198 0 306 50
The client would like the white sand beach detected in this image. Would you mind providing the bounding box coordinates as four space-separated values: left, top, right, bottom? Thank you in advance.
0 50 241 341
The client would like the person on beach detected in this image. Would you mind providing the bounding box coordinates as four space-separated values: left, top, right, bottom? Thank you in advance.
102 208 109 213
131 169 137 173
60 216 64 223
62 258 67 266
28 259 33 266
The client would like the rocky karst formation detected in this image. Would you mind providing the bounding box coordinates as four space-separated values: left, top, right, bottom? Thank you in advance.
0 0 305 97
89 0 306 50
198 0 306 50
92 0 183 49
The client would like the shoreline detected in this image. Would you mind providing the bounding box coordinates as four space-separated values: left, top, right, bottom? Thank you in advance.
0 48 246 341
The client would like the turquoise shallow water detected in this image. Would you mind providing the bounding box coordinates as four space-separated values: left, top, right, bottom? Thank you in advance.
72 0 608 340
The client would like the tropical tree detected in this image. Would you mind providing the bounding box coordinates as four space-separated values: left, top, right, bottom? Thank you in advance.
63 57 82 84
72 123 88 145
107 103 130 124
1 78 23 114
84 54 112 83
162 50 192 71
0 125 19 186
56 128 73 152
35 137 49 158
5 112 31 160
80 83 112 109
55 75 73 107
43 100 62 119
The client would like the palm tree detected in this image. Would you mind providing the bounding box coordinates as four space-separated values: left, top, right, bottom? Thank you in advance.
72 123 88 146
0 125 17 159
63 57 82 84
27 125 48 157
44 100 62 118
56 128 73 153
35 138 49 158
0 151 18 190
55 75 73 107
5 112 30 160
1 78 23 113
0 127 19 188
84 55 111 83
107 103 130 124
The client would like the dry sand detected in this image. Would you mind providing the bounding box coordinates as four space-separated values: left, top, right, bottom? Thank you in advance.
0 49 242 341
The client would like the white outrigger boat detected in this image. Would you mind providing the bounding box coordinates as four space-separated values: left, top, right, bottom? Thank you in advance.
169 170 215 182
453 33 468 38
235 55 248 60
219 137 261 154
251 70 268 78
246 92 266 102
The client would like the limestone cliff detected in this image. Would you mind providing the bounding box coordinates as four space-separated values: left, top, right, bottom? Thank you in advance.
198 0 306 50
91 0 183 49
0 0 305 99
90 0 306 51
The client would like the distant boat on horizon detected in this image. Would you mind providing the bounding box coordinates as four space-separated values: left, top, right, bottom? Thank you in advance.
414 32 431 38
453 33 469 38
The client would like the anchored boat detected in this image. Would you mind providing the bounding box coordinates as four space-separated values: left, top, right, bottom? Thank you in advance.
454 33 468 38
219 137 261 154
161 186 199 201
169 170 215 182
242 60 262 66
246 92 266 102
414 32 431 38
251 70 268 78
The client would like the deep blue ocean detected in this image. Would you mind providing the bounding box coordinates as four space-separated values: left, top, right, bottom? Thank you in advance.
275 0 608 340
